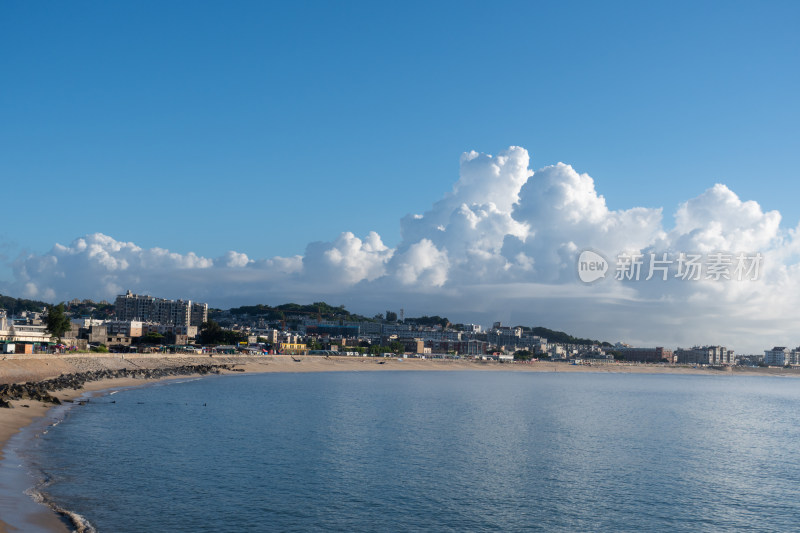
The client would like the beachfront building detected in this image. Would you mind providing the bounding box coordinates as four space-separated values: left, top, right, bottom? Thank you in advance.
105 319 144 338
115 291 208 327
141 322 197 338
675 347 704 365
69 320 107 346
675 346 735 365
425 339 488 356
706 345 734 365
736 354 765 366
278 342 307 355
764 347 791 366
616 346 674 363
400 338 427 354
579 345 612 360
486 325 547 353
548 344 567 359
0 309 52 353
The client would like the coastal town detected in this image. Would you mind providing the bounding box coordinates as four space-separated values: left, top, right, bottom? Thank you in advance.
0 291 794 368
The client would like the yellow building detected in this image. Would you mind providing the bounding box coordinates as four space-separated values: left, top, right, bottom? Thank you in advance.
279 342 307 355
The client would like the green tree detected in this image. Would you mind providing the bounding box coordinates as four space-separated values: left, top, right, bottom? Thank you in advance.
513 350 533 361
307 339 323 350
0 294 50 315
138 332 165 345
198 320 246 346
198 320 222 345
406 315 449 328
385 311 398 322
530 326 604 346
369 345 392 356
46 303 71 342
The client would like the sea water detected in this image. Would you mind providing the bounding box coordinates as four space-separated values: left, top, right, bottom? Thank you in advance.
22 371 800 531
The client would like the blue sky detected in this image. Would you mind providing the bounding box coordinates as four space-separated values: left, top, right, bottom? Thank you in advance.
3 1 797 259
2 1 800 350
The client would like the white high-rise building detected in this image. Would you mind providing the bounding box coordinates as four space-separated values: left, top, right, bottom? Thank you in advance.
115 291 208 327
764 347 790 366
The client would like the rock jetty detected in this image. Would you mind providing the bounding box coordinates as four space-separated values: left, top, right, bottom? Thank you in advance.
0 364 232 408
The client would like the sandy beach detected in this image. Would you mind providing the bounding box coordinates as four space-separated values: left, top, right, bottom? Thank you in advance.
1 354 798 532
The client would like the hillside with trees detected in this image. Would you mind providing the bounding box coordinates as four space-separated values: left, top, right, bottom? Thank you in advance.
0 294 50 315
405 315 450 328
65 299 115 319
529 326 610 346
213 302 374 323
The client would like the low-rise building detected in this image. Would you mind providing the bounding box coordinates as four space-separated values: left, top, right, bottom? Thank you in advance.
736 354 765 366
279 342 307 355
616 346 674 363
0 310 52 350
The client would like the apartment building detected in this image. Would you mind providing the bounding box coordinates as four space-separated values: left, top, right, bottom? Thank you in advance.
764 347 791 366
675 345 735 365
115 291 208 326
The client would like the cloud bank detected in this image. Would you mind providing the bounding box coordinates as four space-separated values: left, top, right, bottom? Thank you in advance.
5 146 799 352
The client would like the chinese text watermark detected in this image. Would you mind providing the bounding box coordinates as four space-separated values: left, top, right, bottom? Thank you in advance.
578 251 763 283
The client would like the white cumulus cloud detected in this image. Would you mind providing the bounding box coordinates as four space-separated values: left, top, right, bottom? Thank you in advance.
4 147 800 353
303 231 393 285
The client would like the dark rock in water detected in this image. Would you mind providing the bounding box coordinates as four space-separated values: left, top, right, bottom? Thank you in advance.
2 363 234 406
0 398 12 408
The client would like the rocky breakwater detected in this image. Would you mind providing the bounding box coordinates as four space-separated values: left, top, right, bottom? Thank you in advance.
0 364 233 408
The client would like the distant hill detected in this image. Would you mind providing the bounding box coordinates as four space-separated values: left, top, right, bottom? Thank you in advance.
213 302 374 323
0 294 51 315
405 315 450 328
528 326 609 346
0 294 117 319
65 300 115 319
212 302 606 345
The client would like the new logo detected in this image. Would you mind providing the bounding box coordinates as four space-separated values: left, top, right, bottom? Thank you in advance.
577 250 608 283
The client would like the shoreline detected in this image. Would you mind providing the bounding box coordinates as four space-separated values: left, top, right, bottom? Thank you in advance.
1 354 799 532
0 377 172 533
0 357 242 533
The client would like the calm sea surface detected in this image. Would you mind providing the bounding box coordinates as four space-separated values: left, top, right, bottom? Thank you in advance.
22 371 800 532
